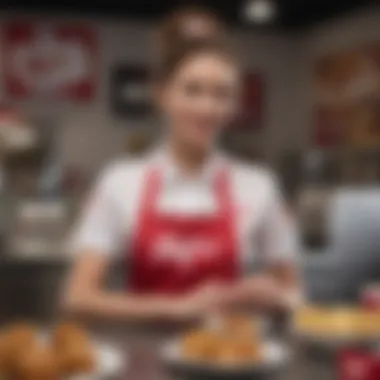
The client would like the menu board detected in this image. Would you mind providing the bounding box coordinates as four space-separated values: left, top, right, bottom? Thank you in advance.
110 64 151 118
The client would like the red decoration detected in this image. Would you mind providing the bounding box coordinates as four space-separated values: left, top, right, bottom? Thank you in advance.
2 21 97 101
361 284 380 310
338 350 380 380
313 107 343 147
237 73 264 130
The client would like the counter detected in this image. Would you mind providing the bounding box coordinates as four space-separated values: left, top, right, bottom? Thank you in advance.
0 256 337 379
0 257 125 323
87 324 336 380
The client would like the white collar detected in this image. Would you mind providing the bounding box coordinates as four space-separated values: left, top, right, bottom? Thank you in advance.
148 146 226 184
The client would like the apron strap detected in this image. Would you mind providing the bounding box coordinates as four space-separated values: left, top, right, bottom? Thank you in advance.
137 167 161 235
213 167 234 216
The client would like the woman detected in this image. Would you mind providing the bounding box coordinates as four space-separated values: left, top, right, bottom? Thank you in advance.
64 9 302 322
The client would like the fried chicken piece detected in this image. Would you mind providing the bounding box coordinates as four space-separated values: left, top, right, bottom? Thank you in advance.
216 336 261 365
52 322 95 375
0 334 7 373
0 323 37 375
219 314 258 338
14 342 59 380
56 340 95 375
51 322 87 351
181 329 220 361
182 314 263 366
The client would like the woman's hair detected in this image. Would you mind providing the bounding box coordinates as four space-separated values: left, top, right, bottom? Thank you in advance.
155 6 236 81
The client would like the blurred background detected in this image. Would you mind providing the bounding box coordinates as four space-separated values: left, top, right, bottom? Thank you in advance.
0 0 379 323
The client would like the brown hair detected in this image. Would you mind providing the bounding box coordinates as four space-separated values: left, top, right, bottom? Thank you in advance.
155 6 236 81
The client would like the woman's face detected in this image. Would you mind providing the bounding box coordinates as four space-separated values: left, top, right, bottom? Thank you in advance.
159 53 240 151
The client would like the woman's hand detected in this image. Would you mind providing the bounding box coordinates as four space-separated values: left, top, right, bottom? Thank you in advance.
169 277 285 321
224 275 286 310
162 274 300 321
170 282 231 321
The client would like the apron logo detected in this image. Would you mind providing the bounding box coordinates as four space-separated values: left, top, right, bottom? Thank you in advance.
152 234 222 267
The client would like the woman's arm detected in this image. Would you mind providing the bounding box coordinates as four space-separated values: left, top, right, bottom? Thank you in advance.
62 251 229 323
230 261 303 312
223 173 303 312
63 252 181 321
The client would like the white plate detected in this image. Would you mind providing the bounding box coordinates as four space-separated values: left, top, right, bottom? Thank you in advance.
69 342 125 380
161 339 291 378
36 332 125 379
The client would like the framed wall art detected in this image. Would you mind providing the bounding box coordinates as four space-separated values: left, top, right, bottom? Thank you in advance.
3 21 97 101
313 44 380 148
110 64 151 118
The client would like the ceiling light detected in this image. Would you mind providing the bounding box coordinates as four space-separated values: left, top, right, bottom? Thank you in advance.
243 0 276 23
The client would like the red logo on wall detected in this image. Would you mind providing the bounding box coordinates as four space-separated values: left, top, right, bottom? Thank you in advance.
240 73 264 130
3 22 97 101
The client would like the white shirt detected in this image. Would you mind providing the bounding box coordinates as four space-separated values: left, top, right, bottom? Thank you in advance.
72 150 299 268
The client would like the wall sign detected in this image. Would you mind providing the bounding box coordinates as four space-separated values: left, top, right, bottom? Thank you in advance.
237 73 264 130
110 65 151 118
2 21 97 101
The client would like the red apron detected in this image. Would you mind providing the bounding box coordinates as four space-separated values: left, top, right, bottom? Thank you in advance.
128 167 239 295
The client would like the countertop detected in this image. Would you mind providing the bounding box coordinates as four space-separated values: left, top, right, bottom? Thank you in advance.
86 324 336 380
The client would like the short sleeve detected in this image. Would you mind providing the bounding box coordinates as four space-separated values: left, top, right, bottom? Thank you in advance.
70 167 123 257
259 174 300 264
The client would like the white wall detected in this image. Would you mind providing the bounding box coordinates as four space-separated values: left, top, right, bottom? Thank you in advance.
0 13 296 175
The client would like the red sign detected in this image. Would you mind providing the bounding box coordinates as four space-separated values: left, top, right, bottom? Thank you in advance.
313 107 343 147
2 22 97 101
239 73 264 130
